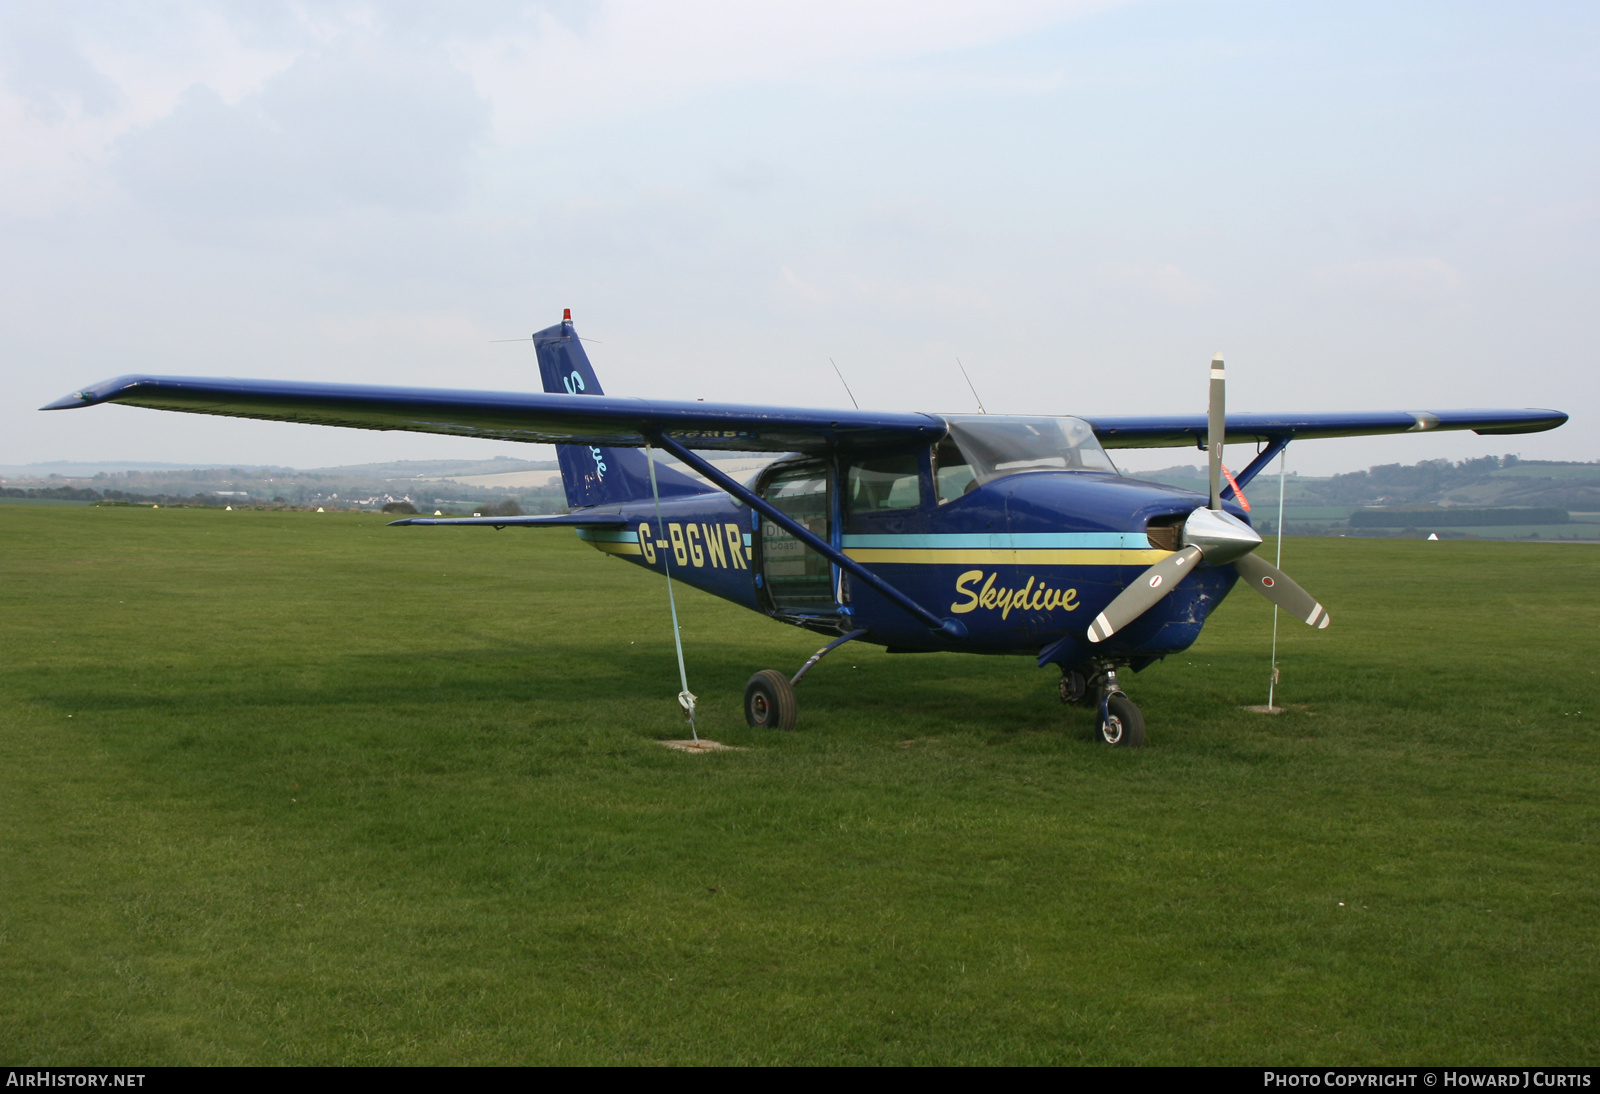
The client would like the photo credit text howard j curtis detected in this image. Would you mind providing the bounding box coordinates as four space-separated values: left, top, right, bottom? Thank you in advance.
1261 1073 1592 1088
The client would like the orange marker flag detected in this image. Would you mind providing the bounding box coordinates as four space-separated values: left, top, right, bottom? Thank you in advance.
1220 464 1250 510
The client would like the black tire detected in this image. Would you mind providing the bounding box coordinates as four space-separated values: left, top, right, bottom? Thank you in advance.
1097 694 1145 748
744 669 798 730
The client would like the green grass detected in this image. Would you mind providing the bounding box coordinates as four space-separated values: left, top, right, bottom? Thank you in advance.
2 506 1597 1065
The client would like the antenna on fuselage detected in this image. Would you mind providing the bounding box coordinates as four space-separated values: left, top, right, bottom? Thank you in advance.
956 358 986 414
829 358 860 410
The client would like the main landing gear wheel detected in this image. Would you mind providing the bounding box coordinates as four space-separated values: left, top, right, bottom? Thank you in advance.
744 669 798 730
1097 694 1145 748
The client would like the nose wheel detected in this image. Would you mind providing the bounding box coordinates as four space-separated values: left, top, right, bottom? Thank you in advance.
1061 663 1146 747
1097 693 1145 748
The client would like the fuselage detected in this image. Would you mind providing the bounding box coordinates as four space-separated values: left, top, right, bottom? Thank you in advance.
569 447 1244 673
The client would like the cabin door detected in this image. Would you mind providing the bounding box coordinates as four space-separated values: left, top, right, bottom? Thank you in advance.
756 461 837 612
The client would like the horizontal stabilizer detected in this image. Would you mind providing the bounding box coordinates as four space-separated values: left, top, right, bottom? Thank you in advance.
389 512 628 528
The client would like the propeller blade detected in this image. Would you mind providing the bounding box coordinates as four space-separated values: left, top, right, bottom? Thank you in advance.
1208 353 1225 510
1233 552 1330 629
1087 546 1203 643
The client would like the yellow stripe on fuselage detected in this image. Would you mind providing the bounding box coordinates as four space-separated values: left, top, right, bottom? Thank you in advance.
843 548 1171 567
587 540 643 556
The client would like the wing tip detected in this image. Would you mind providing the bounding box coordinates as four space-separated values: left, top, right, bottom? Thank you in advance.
1471 409 1569 435
40 376 151 411
40 391 96 411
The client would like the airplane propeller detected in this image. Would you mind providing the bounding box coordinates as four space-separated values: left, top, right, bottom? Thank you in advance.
1086 354 1331 644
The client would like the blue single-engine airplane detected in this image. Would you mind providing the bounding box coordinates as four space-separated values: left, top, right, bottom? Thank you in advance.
44 311 1567 746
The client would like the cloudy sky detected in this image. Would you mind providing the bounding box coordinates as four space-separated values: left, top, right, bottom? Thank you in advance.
2 1 1594 476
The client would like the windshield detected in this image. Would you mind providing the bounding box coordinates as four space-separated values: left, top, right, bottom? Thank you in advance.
941 415 1117 488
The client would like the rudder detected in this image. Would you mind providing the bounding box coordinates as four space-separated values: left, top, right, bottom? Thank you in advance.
534 310 707 508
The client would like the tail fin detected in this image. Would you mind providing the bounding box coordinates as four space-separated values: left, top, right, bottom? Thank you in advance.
534 310 707 508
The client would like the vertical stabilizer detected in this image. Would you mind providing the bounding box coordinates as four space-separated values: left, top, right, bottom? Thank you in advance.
534 311 706 508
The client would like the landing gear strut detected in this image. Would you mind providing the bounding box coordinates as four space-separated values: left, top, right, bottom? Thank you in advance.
1060 662 1145 748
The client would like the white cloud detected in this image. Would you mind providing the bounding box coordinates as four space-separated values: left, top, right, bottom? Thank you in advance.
0 6 307 212
1099 261 1210 300
449 0 1122 143
115 45 490 217
0 1 1112 215
1312 256 1464 304
779 265 825 302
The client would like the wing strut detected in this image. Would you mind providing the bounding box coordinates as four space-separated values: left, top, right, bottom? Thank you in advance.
648 433 966 638
1221 436 1290 502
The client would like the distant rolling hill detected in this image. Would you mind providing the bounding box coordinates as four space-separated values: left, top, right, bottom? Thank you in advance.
1132 456 1600 539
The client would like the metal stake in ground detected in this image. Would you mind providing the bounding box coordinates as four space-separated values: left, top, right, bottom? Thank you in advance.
646 445 697 741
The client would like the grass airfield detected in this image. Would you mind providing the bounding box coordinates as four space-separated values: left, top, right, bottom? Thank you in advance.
2 505 1597 1065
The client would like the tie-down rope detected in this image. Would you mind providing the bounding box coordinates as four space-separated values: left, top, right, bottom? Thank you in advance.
646 444 697 741
1268 446 1287 711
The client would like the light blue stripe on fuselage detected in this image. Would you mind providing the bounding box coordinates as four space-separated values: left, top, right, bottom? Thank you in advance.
839 532 1150 550
575 527 641 543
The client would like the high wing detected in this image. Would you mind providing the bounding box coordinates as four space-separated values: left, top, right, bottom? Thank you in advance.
42 374 1565 453
41 375 942 455
1083 408 1567 448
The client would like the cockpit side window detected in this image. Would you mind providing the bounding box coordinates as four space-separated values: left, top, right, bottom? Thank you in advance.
846 453 922 512
934 439 977 503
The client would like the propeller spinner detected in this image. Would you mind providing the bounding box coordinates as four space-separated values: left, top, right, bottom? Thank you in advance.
1087 355 1331 644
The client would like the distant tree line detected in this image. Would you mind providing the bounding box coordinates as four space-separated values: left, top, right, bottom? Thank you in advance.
3 485 104 501
475 499 523 517
1350 507 1568 528
1 485 237 506
4 485 555 514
